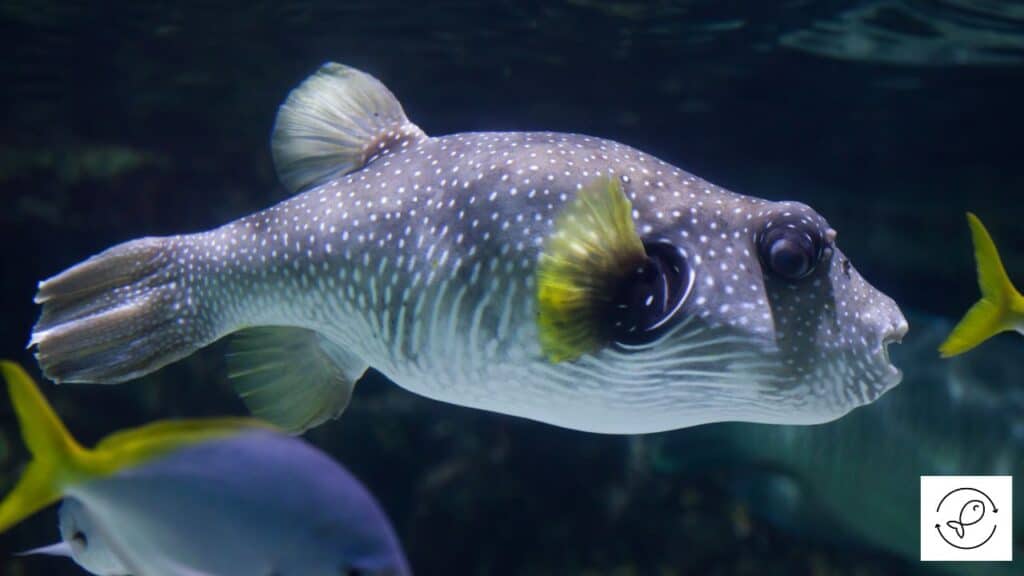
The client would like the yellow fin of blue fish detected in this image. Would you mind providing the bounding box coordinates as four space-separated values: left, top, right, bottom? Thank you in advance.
939 213 1024 358
0 361 272 533
536 175 646 362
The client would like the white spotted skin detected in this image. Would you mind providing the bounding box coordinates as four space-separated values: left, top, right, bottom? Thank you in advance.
168 131 907 433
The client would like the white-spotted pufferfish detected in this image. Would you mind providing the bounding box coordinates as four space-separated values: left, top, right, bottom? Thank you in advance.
30 63 909 434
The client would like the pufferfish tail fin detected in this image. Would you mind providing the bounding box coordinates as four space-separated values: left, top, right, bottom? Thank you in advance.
30 236 200 385
939 213 1024 358
0 362 92 533
271 62 427 194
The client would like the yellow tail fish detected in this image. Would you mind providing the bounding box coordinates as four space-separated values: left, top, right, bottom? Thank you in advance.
939 213 1024 358
0 362 409 575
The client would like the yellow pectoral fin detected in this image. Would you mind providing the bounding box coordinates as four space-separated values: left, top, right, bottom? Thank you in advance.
0 362 91 533
535 176 646 362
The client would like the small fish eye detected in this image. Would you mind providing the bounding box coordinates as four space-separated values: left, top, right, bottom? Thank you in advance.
757 224 822 281
605 239 693 345
72 530 88 549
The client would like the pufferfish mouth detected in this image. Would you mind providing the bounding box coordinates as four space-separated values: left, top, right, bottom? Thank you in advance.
878 319 910 380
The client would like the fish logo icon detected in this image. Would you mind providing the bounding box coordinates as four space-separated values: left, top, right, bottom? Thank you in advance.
946 499 986 539
935 488 998 550
920 475 1012 561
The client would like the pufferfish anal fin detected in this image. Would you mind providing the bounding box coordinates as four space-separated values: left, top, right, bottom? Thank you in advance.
536 175 647 363
271 62 427 194
227 327 368 434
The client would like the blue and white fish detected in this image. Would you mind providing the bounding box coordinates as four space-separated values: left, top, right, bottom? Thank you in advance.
30 63 908 434
0 362 410 576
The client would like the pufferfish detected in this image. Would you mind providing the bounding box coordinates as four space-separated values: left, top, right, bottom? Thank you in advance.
30 62 908 434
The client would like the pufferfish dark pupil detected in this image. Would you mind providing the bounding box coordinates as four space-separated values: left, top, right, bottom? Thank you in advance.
759 226 821 281
606 240 692 345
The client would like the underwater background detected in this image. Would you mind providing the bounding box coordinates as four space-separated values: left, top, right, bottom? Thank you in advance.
1 1 1022 574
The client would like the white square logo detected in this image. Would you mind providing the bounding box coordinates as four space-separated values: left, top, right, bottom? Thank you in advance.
921 475 1013 562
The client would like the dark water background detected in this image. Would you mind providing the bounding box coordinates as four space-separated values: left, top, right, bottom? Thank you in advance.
1 1 1022 574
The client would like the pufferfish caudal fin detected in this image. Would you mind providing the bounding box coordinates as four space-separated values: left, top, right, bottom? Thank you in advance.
0 361 270 534
271 62 428 194
537 176 647 362
939 213 1024 358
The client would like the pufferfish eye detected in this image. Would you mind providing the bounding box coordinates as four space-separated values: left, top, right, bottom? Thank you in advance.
607 239 693 345
757 223 823 281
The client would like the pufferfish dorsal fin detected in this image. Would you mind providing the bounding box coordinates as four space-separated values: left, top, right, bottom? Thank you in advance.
271 62 427 194
537 175 647 362
227 327 368 434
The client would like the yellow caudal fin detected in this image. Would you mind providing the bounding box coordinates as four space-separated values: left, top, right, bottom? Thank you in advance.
939 213 1023 358
0 362 273 535
0 362 93 533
